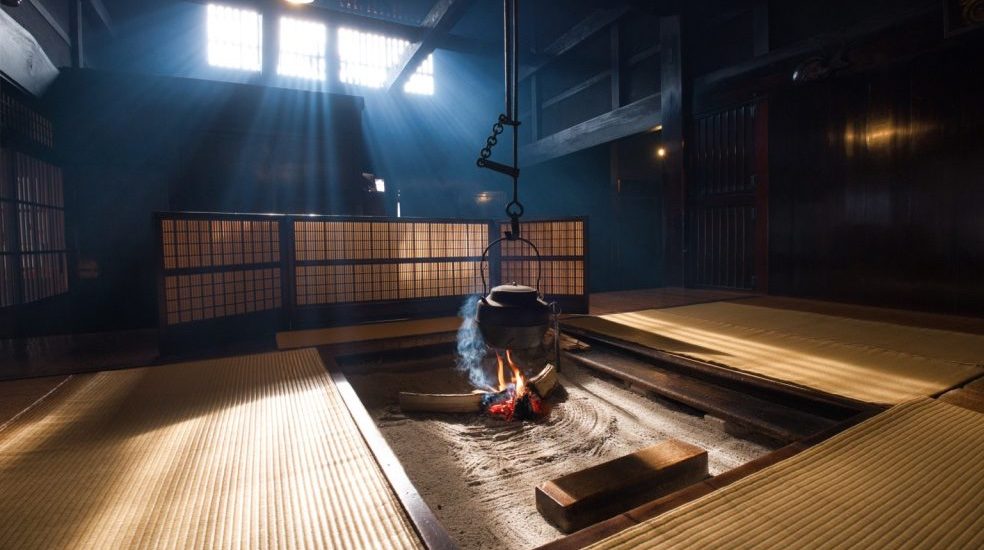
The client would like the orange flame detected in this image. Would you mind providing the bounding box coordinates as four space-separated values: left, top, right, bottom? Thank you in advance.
491 349 529 394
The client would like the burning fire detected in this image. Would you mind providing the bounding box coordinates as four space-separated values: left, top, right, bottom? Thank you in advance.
480 350 546 422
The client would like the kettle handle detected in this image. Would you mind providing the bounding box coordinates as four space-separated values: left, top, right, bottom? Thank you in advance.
480 235 542 296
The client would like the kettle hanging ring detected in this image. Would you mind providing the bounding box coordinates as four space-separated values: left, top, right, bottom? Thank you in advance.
505 200 524 219
479 235 542 297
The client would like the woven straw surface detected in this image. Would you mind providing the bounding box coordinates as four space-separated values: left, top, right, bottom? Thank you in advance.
0 348 422 550
566 302 984 404
589 398 984 549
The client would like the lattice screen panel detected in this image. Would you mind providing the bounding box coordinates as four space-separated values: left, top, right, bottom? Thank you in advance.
296 261 484 305
1 152 69 306
161 219 279 270
164 269 282 325
499 219 585 257
0 254 16 308
20 253 68 304
0 86 54 149
295 220 488 261
294 219 488 307
502 260 585 296
497 219 587 302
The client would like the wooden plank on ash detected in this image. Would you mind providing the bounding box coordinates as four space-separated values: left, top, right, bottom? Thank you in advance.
536 439 708 534
565 350 837 443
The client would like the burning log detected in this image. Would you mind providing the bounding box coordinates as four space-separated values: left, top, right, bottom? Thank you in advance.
399 362 558 416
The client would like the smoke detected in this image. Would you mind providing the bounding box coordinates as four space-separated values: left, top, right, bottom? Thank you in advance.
456 295 491 389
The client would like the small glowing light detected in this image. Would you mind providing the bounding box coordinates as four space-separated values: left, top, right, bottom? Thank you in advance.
374 178 386 193
650 124 664 132
284 0 315 4
656 147 667 158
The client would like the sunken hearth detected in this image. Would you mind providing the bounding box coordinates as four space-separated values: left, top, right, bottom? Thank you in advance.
344 353 776 549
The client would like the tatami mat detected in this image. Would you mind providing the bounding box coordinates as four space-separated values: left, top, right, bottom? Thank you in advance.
589 398 984 549
565 302 984 404
0 348 422 549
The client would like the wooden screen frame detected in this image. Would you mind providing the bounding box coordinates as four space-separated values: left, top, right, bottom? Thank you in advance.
156 212 590 352
496 217 590 314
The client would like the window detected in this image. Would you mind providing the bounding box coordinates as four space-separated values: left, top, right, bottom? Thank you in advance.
278 17 327 81
404 53 434 95
207 4 263 71
337 28 410 88
0 150 68 307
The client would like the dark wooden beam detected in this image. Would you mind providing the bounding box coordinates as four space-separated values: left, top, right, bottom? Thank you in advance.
752 0 768 56
610 24 621 109
626 44 660 67
659 15 685 286
694 1 936 95
540 70 611 109
24 0 70 44
521 93 661 167
436 33 550 66
520 6 630 80
542 6 629 57
87 0 114 35
384 0 475 91
70 0 83 69
0 9 60 95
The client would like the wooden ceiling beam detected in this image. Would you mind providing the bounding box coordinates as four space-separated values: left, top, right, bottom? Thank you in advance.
519 5 630 81
87 0 114 34
383 0 476 92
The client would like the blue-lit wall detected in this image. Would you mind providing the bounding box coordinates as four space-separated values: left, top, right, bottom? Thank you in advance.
360 49 628 291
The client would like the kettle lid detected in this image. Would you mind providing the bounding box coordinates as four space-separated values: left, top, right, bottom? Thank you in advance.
487 282 539 306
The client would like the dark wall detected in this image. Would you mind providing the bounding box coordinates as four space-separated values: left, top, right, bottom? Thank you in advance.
46 69 368 332
769 42 984 315
361 50 626 292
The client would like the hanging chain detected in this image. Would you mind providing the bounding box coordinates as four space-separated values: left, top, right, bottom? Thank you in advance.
478 114 509 164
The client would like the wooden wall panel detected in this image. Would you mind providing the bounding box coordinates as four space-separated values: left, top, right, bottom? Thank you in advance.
768 44 984 314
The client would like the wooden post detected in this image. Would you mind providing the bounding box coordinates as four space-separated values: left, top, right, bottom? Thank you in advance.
659 15 686 286
70 0 84 68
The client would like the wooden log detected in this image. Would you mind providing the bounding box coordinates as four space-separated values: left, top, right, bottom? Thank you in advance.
399 363 558 414
398 392 484 414
535 439 708 534
546 329 592 352
529 363 558 398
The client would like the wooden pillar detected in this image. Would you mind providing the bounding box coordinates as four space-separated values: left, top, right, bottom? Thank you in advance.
262 7 278 80
70 0 83 68
610 23 621 110
659 15 686 286
752 0 770 56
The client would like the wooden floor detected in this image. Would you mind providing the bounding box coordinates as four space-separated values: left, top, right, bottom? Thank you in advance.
0 329 159 381
589 287 753 315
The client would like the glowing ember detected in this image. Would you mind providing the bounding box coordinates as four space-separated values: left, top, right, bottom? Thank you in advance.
480 350 546 422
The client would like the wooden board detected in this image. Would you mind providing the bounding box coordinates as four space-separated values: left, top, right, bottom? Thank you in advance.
938 388 984 414
277 316 461 349
564 351 837 444
536 439 708 534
